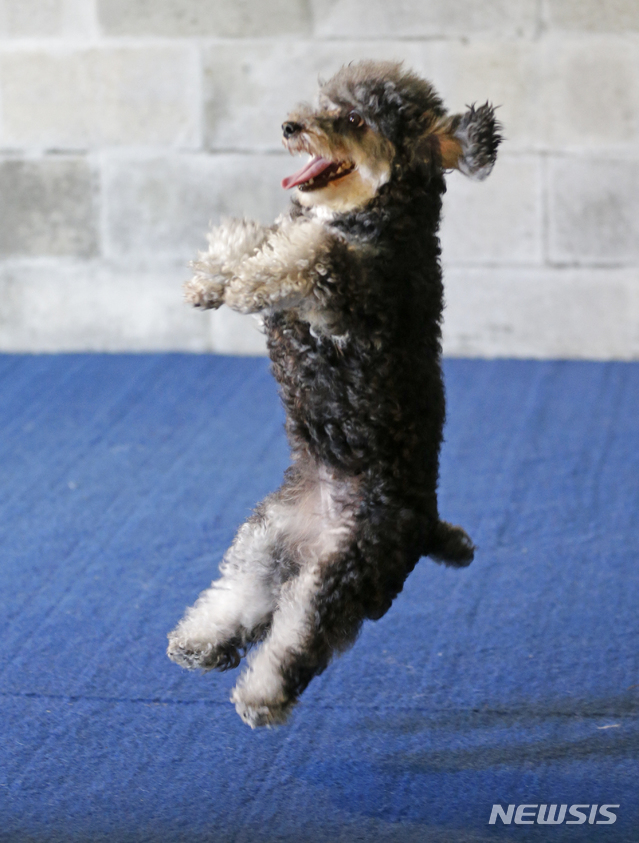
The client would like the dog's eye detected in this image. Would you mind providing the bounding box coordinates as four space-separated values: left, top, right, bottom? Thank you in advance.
347 112 365 129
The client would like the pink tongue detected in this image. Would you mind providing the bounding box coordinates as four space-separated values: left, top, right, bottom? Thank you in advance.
282 156 332 190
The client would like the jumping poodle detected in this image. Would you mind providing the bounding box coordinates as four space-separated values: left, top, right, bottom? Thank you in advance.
167 60 501 727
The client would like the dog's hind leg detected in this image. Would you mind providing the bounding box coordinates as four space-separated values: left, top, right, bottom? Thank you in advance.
167 503 288 672
231 538 367 727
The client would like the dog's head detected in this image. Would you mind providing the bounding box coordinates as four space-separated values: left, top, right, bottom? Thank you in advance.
281 60 502 212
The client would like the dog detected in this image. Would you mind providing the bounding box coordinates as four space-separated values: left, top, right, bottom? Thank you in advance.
167 60 501 727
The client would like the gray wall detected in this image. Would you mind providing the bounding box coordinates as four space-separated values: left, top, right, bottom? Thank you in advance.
1 0 638 357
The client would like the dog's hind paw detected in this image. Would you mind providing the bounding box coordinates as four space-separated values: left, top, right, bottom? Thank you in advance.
231 687 294 729
167 636 243 671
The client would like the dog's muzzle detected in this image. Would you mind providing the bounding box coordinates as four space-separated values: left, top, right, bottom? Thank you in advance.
282 121 303 139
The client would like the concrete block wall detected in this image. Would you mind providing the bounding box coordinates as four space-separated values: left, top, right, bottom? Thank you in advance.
0 0 638 357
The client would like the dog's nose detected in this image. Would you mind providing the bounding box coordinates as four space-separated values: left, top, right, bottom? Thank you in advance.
282 121 302 139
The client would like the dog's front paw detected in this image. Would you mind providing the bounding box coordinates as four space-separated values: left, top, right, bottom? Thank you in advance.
183 273 226 310
230 686 295 728
167 635 242 671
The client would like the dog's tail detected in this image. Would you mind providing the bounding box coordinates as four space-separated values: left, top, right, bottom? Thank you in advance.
426 520 475 568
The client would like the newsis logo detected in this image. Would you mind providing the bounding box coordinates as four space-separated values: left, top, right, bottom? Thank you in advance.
489 804 619 826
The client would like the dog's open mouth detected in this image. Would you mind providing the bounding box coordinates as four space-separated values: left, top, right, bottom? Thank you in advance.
282 156 355 191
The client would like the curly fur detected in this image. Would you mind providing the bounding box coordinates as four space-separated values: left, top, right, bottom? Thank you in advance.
168 60 502 727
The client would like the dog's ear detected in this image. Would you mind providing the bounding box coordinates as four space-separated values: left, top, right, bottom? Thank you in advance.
432 103 502 180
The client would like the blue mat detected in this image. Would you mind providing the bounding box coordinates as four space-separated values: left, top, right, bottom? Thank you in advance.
0 354 637 842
